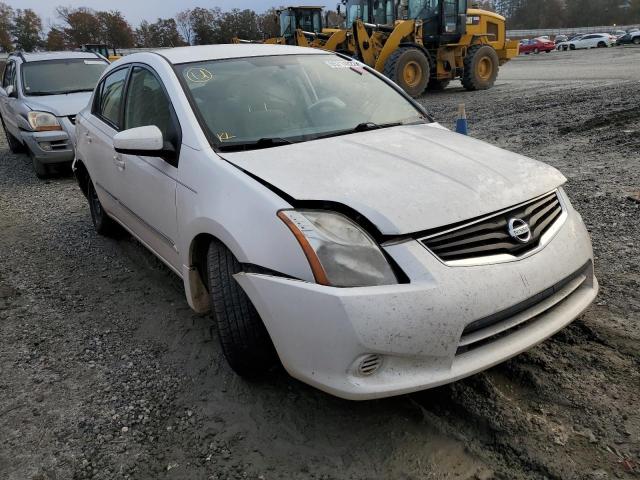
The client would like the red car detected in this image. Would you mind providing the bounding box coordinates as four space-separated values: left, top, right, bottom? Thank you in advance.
519 38 556 54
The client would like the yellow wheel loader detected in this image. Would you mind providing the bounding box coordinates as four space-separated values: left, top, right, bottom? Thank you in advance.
343 0 519 96
233 6 350 52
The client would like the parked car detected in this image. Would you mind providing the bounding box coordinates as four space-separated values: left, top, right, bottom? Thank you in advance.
520 37 556 54
567 33 616 50
0 51 109 177
74 45 598 400
557 35 583 51
554 34 568 44
610 30 628 39
616 31 640 45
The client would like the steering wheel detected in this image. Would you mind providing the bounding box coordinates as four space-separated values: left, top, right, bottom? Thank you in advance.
307 97 347 116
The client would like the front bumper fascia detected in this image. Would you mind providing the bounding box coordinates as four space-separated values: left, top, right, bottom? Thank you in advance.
235 205 597 401
20 117 76 164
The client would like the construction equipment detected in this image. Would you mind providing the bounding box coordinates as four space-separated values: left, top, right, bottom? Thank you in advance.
233 6 350 53
81 44 121 62
344 0 519 96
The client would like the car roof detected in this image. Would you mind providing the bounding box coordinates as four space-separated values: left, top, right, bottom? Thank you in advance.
153 44 328 65
12 51 103 62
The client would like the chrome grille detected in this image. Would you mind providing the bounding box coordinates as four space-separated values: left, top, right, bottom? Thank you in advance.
421 191 563 263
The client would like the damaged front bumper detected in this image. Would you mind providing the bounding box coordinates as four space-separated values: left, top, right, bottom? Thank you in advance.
235 203 597 400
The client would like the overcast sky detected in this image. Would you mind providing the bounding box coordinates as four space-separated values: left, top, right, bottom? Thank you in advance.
5 0 331 27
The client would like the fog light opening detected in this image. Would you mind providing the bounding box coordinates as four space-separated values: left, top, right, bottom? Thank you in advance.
357 354 383 376
39 142 52 151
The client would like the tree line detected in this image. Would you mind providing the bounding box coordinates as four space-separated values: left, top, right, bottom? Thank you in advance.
1 1 639 53
0 3 284 52
480 0 640 30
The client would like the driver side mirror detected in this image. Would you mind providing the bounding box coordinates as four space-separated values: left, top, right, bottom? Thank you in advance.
114 125 176 164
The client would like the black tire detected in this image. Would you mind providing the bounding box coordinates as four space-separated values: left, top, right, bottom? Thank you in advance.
534 48 540 54
207 241 277 377
383 47 430 98
633 37 640 45
461 44 499 91
87 177 119 236
1 118 24 153
597 41 606 48
27 149 49 179
427 78 450 91
569 44 576 50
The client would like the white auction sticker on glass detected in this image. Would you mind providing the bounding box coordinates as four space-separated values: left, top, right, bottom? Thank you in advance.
84 60 105 64
325 60 361 69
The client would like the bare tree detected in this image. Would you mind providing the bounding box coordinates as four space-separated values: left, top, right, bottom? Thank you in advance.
175 9 193 45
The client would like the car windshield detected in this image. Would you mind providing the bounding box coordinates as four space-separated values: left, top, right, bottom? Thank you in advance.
21 58 108 96
177 54 428 151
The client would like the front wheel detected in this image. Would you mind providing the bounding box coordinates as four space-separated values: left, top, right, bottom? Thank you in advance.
28 149 49 179
534 48 540 54
206 241 277 377
462 45 499 91
383 47 430 97
633 37 640 45
597 41 607 48
1 118 24 153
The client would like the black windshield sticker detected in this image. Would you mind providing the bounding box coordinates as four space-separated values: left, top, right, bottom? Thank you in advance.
186 67 214 83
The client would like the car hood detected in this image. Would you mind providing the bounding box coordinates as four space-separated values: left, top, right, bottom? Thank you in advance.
222 123 566 235
24 92 92 117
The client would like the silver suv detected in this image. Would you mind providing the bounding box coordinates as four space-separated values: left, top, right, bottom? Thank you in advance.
0 51 108 177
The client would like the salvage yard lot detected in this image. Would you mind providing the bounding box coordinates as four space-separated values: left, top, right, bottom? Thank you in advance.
0 46 638 479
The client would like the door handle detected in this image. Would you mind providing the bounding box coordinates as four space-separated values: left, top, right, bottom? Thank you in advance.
113 153 125 170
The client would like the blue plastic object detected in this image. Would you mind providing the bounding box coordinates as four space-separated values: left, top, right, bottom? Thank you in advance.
455 103 468 135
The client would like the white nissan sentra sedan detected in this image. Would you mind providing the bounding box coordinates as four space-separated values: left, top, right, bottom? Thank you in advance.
73 45 597 400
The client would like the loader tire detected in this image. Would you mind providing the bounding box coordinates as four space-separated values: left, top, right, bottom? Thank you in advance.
206 240 277 377
383 47 430 97
462 44 499 91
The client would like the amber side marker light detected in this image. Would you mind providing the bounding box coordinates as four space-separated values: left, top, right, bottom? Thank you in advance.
277 210 330 286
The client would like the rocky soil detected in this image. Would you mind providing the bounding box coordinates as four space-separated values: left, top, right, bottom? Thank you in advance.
0 47 638 480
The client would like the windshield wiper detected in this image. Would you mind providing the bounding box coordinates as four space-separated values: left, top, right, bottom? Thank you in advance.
217 136 294 152
311 121 405 141
26 88 93 96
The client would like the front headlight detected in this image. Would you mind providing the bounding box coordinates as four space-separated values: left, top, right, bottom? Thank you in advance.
278 209 397 287
27 111 62 132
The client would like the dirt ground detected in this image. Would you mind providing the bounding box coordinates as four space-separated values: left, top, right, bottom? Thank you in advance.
0 47 638 480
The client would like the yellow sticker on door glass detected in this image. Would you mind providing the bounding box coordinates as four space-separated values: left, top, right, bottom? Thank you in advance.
186 67 213 83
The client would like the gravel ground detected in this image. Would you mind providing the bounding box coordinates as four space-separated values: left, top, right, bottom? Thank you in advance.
0 47 638 480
